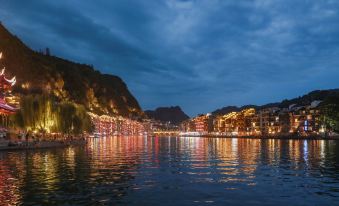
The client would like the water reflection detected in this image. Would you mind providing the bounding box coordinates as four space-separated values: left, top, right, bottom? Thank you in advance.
0 137 339 205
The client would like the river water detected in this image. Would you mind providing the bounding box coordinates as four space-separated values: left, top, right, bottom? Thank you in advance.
0 136 339 205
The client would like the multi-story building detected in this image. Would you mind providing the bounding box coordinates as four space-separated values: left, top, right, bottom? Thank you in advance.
213 115 225 134
257 107 280 135
88 112 146 136
224 112 238 135
250 113 261 136
237 108 256 136
193 113 214 133
213 108 257 136
180 113 214 134
278 109 291 135
289 101 321 136
180 100 323 137
180 119 196 132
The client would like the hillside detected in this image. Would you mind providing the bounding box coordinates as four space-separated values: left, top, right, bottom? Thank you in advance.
213 89 339 115
145 106 189 125
0 22 143 117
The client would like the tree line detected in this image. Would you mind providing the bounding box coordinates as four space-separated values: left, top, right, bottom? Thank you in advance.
11 94 93 135
320 96 339 133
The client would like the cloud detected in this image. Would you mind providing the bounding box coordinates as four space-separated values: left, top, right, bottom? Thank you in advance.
1 0 339 116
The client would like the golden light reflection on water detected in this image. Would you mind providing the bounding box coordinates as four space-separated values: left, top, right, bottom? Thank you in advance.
0 137 338 205
0 162 21 205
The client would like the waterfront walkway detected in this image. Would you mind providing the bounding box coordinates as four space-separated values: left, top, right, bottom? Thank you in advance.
179 133 339 140
0 139 87 151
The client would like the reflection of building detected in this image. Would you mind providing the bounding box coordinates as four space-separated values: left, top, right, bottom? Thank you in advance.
180 101 323 137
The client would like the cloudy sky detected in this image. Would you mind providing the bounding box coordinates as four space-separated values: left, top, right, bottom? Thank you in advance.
1 0 339 116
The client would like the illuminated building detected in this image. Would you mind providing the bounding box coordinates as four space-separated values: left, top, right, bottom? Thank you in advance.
88 112 146 136
224 112 238 135
277 109 291 134
0 52 17 127
180 101 323 137
193 113 213 133
180 119 196 132
213 115 225 133
258 107 281 135
237 108 256 136
289 101 321 136
212 108 258 136
180 114 213 134
250 113 261 135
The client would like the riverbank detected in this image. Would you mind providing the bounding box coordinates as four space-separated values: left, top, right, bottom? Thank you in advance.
179 133 339 140
0 139 87 151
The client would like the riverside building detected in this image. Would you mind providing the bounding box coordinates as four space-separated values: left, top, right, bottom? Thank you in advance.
180 101 324 137
0 52 17 128
88 112 146 136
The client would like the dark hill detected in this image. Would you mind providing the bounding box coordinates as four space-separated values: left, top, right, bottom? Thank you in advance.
0 22 143 117
212 89 339 115
212 105 259 115
145 106 189 125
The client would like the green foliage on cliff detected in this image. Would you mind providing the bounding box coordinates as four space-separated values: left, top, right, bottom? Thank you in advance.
0 23 143 117
320 96 339 133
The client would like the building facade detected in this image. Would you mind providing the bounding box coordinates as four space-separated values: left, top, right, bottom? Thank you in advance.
180 101 323 137
0 52 17 128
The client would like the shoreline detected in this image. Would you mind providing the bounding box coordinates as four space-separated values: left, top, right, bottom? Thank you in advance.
0 139 87 151
178 134 339 140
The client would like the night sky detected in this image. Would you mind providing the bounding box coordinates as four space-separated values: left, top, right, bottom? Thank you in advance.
1 0 339 116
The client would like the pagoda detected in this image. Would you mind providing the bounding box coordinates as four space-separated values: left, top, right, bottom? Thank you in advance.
0 52 16 127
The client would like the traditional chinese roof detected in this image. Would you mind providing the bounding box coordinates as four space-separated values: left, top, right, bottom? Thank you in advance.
0 52 17 114
0 98 16 114
0 68 16 89
0 52 16 89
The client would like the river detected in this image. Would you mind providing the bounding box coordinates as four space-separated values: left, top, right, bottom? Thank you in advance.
0 136 339 205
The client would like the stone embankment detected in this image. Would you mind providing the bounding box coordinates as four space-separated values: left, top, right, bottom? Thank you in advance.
0 139 87 151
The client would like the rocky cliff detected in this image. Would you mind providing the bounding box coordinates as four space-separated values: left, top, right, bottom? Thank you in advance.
0 23 143 117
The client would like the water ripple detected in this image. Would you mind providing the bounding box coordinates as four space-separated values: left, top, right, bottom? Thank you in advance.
0 137 339 205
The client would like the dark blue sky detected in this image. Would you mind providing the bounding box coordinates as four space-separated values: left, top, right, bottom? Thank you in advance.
1 0 339 116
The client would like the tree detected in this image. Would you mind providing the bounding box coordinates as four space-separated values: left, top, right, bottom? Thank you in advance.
320 96 339 133
58 102 76 134
57 102 93 135
75 104 93 134
19 95 36 131
10 111 24 129
12 94 93 135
